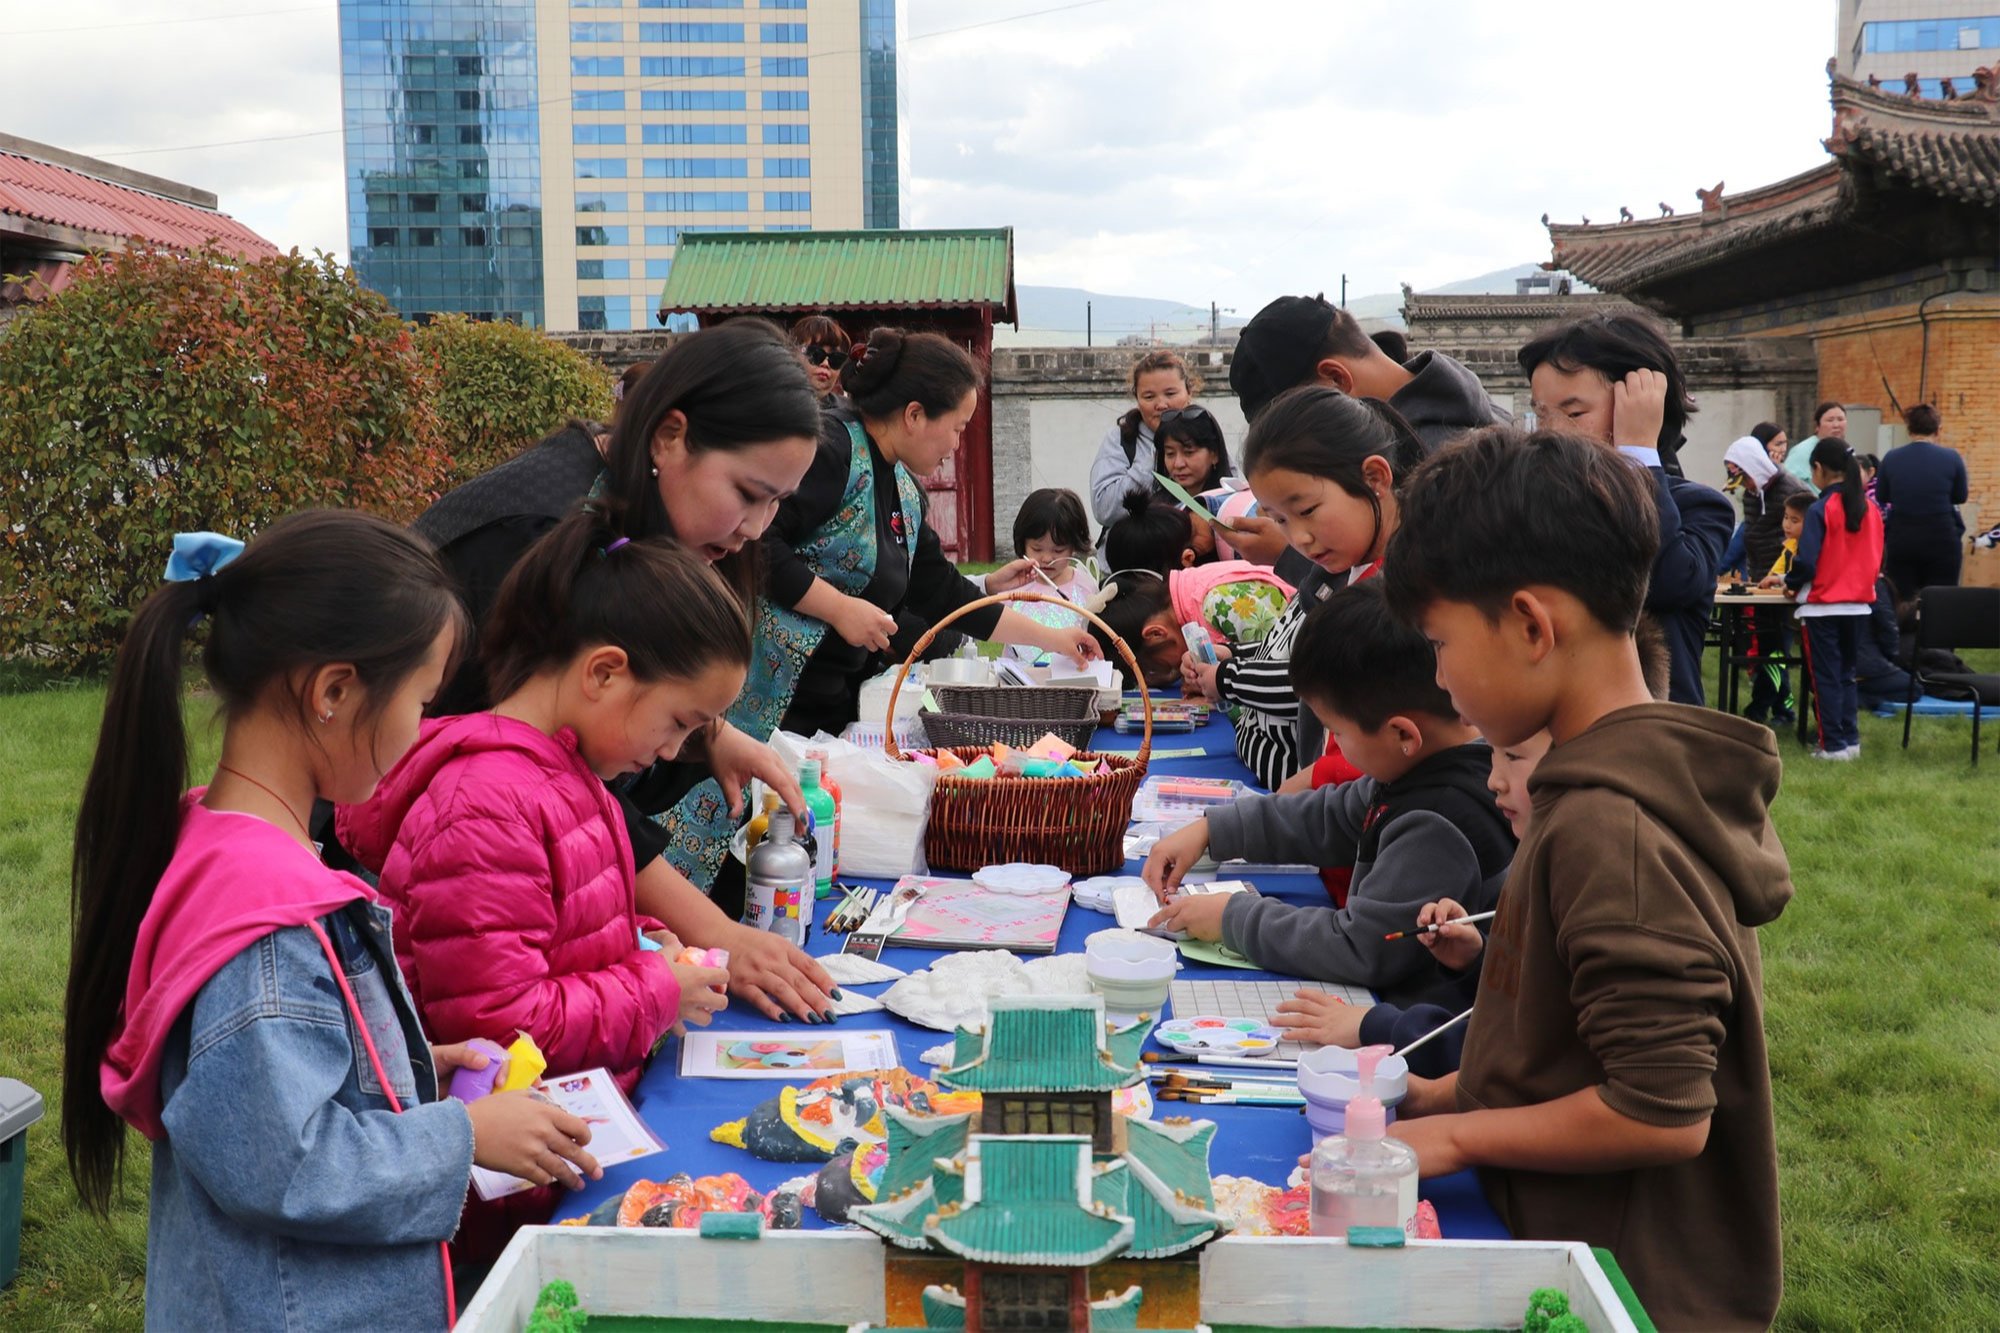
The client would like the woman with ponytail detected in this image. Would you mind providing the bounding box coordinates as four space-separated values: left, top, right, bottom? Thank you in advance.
65 514 599 1331
1186 386 1427 795
338 508 748 1265
1785 439 1885 760
410 318 835 1022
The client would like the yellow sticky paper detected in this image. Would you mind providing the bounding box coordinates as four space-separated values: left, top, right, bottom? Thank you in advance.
498 1031 547 1092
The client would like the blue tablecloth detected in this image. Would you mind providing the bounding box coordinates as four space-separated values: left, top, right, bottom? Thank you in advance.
554 711 1507 1239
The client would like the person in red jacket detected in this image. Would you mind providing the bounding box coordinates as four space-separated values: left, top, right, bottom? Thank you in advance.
1785 439 1886 760
339 506 748 1265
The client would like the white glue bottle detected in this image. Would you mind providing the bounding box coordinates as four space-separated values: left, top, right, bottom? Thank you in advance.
1309 1043 1419 1238
744 810 812 948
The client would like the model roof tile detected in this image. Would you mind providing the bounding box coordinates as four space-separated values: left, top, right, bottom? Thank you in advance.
936 995 1144 1094
924 1136 1134 1266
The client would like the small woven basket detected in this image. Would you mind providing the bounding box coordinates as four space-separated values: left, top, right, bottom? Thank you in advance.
921 684 1102 751
886 591 1151 874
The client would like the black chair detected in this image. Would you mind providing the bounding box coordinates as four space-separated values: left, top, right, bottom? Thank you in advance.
1900 587 2000 764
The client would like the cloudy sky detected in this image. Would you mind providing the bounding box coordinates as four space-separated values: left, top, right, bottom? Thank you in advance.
8 0 1835 310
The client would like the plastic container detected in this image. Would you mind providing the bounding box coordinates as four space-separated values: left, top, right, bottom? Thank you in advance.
1084 929 1178 1015
1297 1044 1409 1142
446 1037 511 1103
742 791 780 857
812 751 843 878
1308 1045 1418 1239
800 759 838 899
744 810 812 947
0 1079 46 1289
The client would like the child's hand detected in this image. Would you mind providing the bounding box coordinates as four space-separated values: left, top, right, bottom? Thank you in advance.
1756 574 1786 590
430 1041 493 1081
1180 653 1222 703
1034 623 1103 662
1143 817 1210 897
1379 1113 1467 1178
644 927 684 954
466 1090 602 1189
982 557 1041 594
1148 890 1229 941
1610 368 1668 451
1224 513 1289 566
828 594 897 652
722 922 838 1023
1417 898 1484 972
1272 989 1368 1047
668 960 730 1028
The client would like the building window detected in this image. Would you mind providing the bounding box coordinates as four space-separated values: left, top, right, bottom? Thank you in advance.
575 90 626 112
407 193 439 213
763 124 809 144
459 160 487 179
762 0 806 8
645 158 749 178
578 259 632 280
368 227 398 248
404 90 437 112
575 191 628 212
765 223 810 231
643 90 747 111
981 1271 1071 1330
458 126 485 145
764 191 810 211
575 158 630 179
644 191 750 211
498 226 535 247
645 225 681 245
763 90 809 110
575 124 629 145
1861 16 2000 53
643 124 748 144
571 21 625 42
410 227 440 247
640 22 744 41
572 56 626 76
761 23 806 41
455 55 483 77
577 225 630 246
640 56 746 77
460 226 488 246
765 157 810 178
459 193 488 213
640 0 743 6
762 56 808 76
646 258 674 280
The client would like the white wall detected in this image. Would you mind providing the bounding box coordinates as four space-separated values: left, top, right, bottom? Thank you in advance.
1019 396 1252 526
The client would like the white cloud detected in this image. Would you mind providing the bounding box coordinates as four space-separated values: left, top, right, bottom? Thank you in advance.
7 0 1835 306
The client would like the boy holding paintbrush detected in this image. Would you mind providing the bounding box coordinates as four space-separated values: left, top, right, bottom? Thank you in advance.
1375 425 1792 1331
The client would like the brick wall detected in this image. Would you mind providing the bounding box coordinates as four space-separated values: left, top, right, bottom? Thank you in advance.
1812 295 2000 587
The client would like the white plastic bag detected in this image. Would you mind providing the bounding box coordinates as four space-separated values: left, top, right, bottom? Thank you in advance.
765 730 936 878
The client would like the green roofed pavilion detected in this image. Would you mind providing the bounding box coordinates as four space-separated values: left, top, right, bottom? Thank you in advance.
938 995 1144 1095
657 228 1016 321
924 1137 1133 1267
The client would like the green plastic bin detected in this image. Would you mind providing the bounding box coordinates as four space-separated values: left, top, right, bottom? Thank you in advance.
0 1078 44 1290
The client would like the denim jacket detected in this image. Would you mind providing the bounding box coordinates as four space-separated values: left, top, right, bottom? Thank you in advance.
147 900 473 1331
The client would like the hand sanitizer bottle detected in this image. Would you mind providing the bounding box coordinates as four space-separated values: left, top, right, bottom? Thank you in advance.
1309 1044 1419 1238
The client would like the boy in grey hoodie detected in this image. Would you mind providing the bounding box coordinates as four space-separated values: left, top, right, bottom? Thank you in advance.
1144 583 1516 1012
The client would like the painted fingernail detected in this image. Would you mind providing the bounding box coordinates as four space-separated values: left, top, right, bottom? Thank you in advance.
821 1010 837 1024
778 1013 792 1023
830 988 845 1000
805 1012 822 1024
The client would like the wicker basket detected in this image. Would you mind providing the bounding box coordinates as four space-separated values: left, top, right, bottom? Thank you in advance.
886 591 1151 875
921 684 1102 751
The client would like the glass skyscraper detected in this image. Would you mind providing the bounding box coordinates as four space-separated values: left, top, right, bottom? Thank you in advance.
338 0 906 331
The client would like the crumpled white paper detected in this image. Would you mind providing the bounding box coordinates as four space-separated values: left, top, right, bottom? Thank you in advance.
815 954 908 986
878 951 1094 1032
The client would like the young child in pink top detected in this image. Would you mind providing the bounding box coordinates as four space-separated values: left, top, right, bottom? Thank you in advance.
1087 560 1295 688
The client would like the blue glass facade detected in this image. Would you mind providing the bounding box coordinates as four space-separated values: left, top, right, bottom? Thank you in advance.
858 0 907 228
340 2 544 325
1861 16 2000 52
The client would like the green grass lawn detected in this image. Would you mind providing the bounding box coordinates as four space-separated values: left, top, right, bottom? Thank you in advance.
2 672 1997 1329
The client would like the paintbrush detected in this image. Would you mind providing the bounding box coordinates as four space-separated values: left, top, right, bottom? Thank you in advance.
1143 1051 1299 1071
1392 1006 1474 1061
827 886 877 934
1159 1087 1302 1107
1154 1071 1297 1095
1152 1068 1297 1089
1383 909 1496 942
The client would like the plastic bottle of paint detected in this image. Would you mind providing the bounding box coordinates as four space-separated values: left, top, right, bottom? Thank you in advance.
1308 1044 1418 1238
799 760 838 899
743 790 781 856
744 810 811 947
805 751 842 885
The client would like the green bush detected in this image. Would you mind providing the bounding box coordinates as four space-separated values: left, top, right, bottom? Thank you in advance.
416 314 614 489
0 247 448 670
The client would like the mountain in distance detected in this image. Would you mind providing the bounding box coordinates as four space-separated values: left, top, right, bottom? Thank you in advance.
1006 264 1548 346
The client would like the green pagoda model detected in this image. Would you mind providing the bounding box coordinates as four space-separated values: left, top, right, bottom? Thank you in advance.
850 994 1228 1332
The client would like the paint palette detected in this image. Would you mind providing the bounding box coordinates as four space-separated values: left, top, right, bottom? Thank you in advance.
972 863 1072 896
1155 1015 1284 1057
1072 875 1145 914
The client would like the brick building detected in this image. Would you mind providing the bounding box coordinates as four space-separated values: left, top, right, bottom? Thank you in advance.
1547 65 2000 585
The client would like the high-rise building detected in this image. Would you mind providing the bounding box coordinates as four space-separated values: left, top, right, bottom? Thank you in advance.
338 1 906 331
1838 0 2000 97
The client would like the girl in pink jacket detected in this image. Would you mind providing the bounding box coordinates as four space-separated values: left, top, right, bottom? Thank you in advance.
339 509 747 1257
1087 561 1295 688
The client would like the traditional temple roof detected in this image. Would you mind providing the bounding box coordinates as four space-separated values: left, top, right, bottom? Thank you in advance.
924 1137 1134 1266
1546 68 2000 314
1100 1118 1229 1259
936 995 1145 1094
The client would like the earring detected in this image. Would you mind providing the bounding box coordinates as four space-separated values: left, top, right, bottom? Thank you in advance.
319 710 334 724
1401 745 1411 756
650 465 659 477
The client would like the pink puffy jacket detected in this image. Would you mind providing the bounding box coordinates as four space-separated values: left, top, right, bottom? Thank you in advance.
337 713 679 1089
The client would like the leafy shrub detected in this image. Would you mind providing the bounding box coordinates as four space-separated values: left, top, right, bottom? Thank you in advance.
416 314 614 489
0 247 448 670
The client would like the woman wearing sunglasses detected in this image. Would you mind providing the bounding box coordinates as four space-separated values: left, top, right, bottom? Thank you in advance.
791 313 852 401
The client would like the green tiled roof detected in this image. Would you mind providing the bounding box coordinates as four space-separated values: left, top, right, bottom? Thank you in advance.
1117 1118 1228 1259
937 996 1143 1094
658 227 1017 320
1106 1015 1155 1072
925 1137 1133 1266
919 1285 966 1328
1089 1285 1144 1329
848 1178 939 1250
874 1104 973 1203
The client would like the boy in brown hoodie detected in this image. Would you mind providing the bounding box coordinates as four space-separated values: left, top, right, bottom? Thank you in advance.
1378 411 1794 1331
